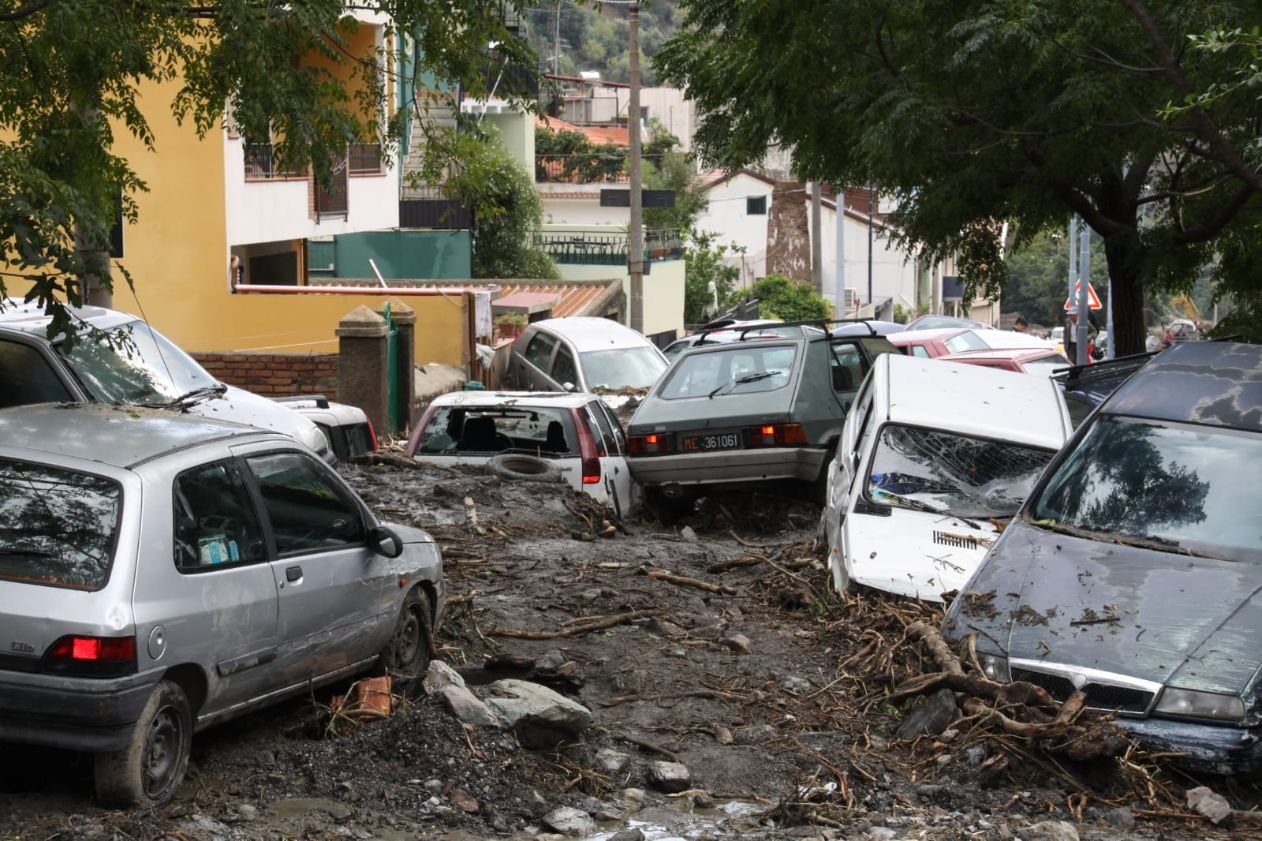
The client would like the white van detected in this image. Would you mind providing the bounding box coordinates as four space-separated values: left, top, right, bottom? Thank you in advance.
820 354 1072 601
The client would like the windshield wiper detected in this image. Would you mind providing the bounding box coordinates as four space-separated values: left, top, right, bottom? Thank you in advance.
1032 520 1211 558
142 383 227 410
709 371 774 399
872 490 983 530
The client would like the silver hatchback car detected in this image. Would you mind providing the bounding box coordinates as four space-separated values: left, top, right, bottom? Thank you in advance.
0 404 445 807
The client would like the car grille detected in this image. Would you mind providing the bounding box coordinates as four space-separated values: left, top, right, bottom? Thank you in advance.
933 530 983 550
1012 666 1155 716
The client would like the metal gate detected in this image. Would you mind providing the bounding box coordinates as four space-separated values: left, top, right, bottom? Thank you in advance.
383 302 402 435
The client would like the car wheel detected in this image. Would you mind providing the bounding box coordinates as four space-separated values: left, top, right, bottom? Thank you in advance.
379 589 433 691
94 679 192 808
488 453 562 483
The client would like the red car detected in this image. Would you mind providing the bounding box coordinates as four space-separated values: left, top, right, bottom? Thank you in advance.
940 347 1071 375
886 327 989 358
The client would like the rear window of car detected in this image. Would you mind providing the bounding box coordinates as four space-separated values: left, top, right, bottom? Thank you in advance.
0 459 121 590
416 406 579 456
659 344 798 400
944 331 988 354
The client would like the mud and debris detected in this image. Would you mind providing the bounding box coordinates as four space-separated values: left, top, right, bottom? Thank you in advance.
1 456 1257 840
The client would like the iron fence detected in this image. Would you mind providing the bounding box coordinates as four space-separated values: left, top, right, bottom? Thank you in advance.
532 228 683 265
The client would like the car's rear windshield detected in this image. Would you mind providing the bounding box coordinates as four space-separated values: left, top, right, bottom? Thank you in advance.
416 406 579 456
581 347 667 390
659 344 798 400
1020 354 1071 376
944 331 988 354
867 424 1055 518
1029 415 1262 563
0 459 121 590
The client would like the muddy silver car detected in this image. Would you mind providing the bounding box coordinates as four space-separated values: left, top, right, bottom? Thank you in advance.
0 404 444 807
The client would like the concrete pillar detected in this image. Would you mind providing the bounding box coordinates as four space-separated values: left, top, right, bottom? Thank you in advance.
336 305 390 439
376 301 418 430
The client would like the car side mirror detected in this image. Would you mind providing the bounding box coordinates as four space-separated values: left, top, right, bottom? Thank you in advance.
370 525 403 558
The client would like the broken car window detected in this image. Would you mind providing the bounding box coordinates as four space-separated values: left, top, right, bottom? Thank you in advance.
417 407 579 456
0 459 121 590
867 424 1055 519
1030 416 1259 563
580 347 667 390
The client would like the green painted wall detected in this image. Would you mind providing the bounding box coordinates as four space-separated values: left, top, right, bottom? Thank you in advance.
325 230 472 279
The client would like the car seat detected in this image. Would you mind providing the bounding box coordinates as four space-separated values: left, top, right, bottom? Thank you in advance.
544 420 568 453
459 416 502 451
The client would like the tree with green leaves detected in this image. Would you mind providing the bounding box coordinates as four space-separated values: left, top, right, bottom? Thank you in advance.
0 0 536 338
643 120 707 233
682 230 741 325
657 0 1262 353
743 275 831 322
443 129 559 280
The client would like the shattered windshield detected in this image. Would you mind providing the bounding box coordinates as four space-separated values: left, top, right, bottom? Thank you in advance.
580 347 667 390
1029 416 1261 563
867 424 1055 518
58 320 218 405
0 459 121 590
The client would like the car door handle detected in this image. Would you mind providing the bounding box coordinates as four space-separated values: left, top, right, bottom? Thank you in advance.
285 566 303 582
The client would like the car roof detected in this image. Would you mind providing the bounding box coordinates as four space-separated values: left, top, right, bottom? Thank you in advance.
940 348 1065 364
886 327 968 344
1102 341 1262 431
0 403 277 470
879 354 1068 449
0 298 137 336
427 390 597 410
530 317 659 352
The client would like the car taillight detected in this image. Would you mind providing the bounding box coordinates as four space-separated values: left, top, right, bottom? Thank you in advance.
43 635 138 678
747 423 808 447
573 411 602 484
366 418 379 452
627 432 671 456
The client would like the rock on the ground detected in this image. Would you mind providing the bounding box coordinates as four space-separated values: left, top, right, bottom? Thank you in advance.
732 724 777 745
680 526 699 542
895 688 959 740
647 760 692 793
542 806 596 837
447 788 480 813
423 661 465 695
1186 786 1232 824
440 685 502 727
720 633 751 654
1020 820 1079 841
595 748 630 774
866 829 897 841
1101 806 1135 829
484 679 592 747
610 829 646 841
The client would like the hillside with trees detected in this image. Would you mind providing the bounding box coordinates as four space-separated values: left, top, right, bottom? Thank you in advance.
526 1 678 85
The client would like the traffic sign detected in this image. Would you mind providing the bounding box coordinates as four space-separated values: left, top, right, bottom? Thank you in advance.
1064 281 1103 311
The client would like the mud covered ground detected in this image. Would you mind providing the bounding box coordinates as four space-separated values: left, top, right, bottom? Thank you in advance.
1 457 1258 841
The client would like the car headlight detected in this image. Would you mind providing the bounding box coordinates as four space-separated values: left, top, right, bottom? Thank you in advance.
1155 688 1245 723
979 653 1010 683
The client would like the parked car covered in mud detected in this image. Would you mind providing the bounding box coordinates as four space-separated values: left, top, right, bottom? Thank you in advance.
625 324 899 503
943 341 1262 774
0 404 445 807
506 317 668 396
406 390 635 517
821 353 1070 600
0 299 333 461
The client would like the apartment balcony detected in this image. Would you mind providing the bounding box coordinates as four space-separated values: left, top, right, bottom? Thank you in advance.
533 228 683 265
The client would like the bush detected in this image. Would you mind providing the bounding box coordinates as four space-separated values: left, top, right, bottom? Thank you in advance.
744 275 832 321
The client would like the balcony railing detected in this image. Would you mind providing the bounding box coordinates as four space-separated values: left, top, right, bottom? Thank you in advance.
243 142 382 180
399 182 472 229
532 228 684 265
535 153 667 184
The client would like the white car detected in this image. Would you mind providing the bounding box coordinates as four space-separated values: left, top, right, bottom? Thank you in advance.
275 395 378 460
820 354 1072 601
405 391 635 517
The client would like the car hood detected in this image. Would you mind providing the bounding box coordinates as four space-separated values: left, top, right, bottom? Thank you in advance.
954 518 1262 695
389 523 437 545
185 386 329 455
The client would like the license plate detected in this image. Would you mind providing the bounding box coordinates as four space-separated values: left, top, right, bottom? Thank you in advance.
682 432 742 452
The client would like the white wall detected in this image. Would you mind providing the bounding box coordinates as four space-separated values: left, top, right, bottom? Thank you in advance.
640 88 695 152
538 189 625 227
691 173 773 286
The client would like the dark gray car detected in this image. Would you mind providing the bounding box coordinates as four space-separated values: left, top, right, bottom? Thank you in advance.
942 342 1262 774
0 404 445 806
625 327 898 498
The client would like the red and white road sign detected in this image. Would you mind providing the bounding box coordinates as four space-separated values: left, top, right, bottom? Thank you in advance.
1064 281 1103 311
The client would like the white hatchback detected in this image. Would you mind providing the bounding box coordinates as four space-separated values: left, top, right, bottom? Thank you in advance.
405 391 635 517
820 354 1072 601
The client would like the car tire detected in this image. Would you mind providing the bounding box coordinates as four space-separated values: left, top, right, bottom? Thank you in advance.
488 453 562 483
379 589 433 692
94 679 193 808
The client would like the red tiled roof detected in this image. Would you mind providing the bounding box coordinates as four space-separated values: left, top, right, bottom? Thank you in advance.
412 279 621 318
535 114 629 148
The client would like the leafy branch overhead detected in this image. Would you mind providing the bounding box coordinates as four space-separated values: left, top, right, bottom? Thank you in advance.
656 0 1262 352
0 0 539 322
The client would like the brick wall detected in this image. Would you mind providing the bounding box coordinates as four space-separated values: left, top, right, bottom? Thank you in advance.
193 352 338 399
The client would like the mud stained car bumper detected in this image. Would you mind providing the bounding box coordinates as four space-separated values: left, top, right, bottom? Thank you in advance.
1122 717 1262 776
0 671 156 752
628 446 827 486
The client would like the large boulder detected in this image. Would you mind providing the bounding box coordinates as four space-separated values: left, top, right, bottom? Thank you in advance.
440 685 502 728
484 679 592 748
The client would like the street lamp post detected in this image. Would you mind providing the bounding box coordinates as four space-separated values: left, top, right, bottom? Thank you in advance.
628 1 644 334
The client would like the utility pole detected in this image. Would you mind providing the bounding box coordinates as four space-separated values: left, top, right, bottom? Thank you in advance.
810 182 822 293
1075 223 1091 366
835 188 846 315
628 1 644 333
553 0 562 74
866 185 874 311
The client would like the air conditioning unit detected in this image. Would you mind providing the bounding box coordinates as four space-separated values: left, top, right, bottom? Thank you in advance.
842 288 860 312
